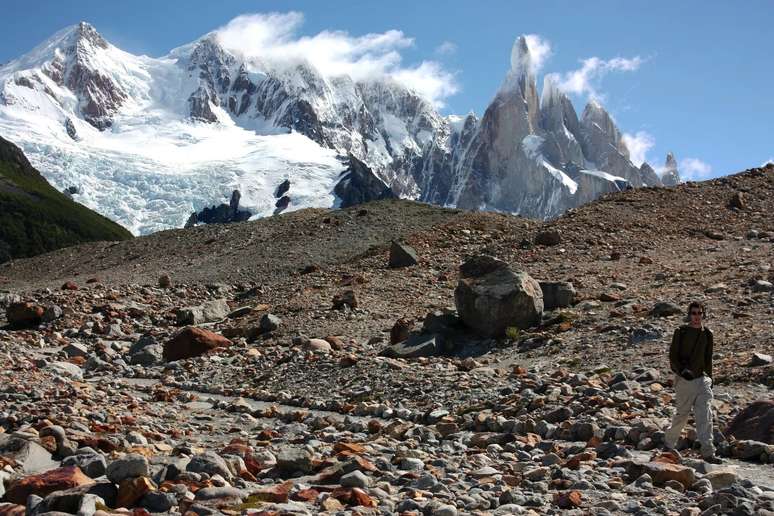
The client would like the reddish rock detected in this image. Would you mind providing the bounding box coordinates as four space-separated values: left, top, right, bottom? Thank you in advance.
6 302 45 329
332 290 357 310
330 487 376 507
291 488 320 502
253 481 293 503
116 476 156 508
554 490 582 508
635 462 696 488
5 466 93 504
0 503 26 515
61 281 78 290
163 326 231 361
390 318 412 344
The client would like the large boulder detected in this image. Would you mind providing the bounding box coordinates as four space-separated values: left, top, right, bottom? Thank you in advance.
6 302 44 329
163 327 231 361
725 400 774 444
454 256 543 336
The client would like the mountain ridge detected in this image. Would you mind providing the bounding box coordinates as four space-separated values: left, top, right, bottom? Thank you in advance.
1 22 680 234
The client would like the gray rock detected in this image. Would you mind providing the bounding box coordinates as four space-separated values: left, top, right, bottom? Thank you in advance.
454 256 543 336
130 344 163 366
62 452 107 478
63 342 88 358
187 452 233 479
539 281 576 310
389 241 419 268
195 487 246 500
340 470 371 488
140 491 177 512
629 326 664 345
0 435 57 474
275 447 314 475
47 361 83 380
41 305 63 323
399 457 425 471
380 333 439 359
650 302 682 317
260 313 281 332
749 352 772 366
432 504 458 516
176 299 229 325
752 280 774 292
106 454 150 483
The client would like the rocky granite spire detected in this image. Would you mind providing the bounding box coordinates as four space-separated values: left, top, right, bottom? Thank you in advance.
661 152 681 186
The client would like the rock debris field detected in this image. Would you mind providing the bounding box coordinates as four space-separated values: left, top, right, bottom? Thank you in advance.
0 165 773 515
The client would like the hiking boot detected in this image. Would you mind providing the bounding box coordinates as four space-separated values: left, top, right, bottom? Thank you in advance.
660 446 682 462
703 454 723 464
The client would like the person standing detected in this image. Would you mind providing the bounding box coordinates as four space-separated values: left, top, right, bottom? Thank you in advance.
664 301 722 463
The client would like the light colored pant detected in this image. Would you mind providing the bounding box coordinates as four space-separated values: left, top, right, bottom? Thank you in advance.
664 374 715 457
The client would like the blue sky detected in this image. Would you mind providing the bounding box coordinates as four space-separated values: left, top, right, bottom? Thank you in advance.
1 0 772 179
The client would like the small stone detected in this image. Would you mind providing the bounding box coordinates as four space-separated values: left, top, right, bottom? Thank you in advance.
389 240 419 268
260 313 281 332
749 352 772 366
390 318 412 344
650 302 682 317
186 452 233 479
752 280 774 292
332 290 358 310
305 338 332 354
163 326 231 361
535 230 561 246
340 470 370 488
61 281 78 290
158 274 171 288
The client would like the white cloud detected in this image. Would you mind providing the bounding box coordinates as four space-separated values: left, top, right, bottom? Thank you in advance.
622 131 655 167
679 157 713 180
213 12 458 107
435 41 457 56
762 158 774 166
524 34 552 73
555 55 643 99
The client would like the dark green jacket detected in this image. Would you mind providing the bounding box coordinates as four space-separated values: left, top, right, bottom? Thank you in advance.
669 325 714 379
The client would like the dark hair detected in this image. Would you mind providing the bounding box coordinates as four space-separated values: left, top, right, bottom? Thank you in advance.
687 301 706 318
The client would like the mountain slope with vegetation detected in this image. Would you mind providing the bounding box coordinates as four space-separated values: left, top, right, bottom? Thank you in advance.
0 135 132 262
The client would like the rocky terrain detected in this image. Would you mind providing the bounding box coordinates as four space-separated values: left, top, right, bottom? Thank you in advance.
0 165 772 515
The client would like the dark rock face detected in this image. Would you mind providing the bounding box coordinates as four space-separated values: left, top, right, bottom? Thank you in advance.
275 179 291 198
64 118 78 140
38 23 127 130
274 195 291 215
334 155 396 209
185 190 251 227
725 401 774 444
